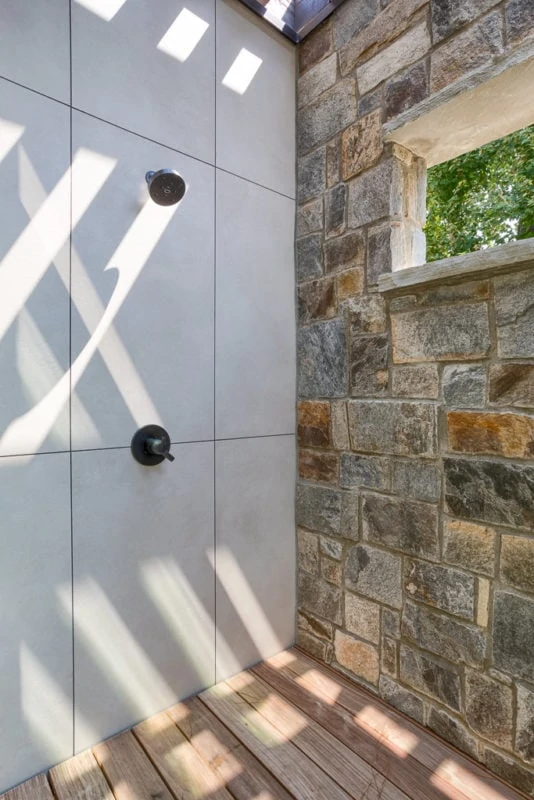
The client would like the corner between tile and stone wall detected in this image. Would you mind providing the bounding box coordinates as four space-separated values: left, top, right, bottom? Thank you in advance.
296 0 534 794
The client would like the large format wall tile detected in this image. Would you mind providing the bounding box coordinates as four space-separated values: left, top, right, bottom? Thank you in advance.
215 435 296 681
71 111 214 450
72 0 215 163
0 1 70 103
216 0 296 197
0 453 72 794
71 443 215 751
216 171 295 439
0 79 70 456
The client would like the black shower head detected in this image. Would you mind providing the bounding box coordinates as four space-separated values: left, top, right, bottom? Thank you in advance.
145 169 186 206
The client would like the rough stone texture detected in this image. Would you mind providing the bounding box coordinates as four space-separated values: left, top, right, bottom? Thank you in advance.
297 234 323 282
505 0 534 43
392 364 439 399
501 535 534 594
331 401 350 450
340 490 360 540
296 483 341 534
337 268 364 300
322 557 342 585
383 608 401 639
384 60 429 120
341 110 383 180
357 21 431 95
298 147 326 204
516 684 534 762
493 592 534 682
334 630 379 684
333 0 380 48
485 749 534 796
339 0 428 75
298 278 336 324
444 458 534 529
321 536 343 560
391 304 490 362
298 400 331 448
299 19 333 74
297 630 331 661
466 670 513 748
431 0 502 42
299 449 339 484
297 198 323 238
428 709 478 758
298 52 338 109
357 86 384 117
430 11 504 93
298 529 319 574
495 270 534 358
367 223 393 284
299 571 342 624
489 364 534 408
340 454 390 490
443 365 487 408
348 158 401 228
477 577 491 629
404 559 475 619
345 593 380 643
349 295 386 334
299 610 333 642
448 411 534 459
400 645 461 710
298 319 348 398
345 544 402 608
350 335 389 396
325 184 346 238
402 600 486 666
298 80 357 154
326 139 341 188
381 636 397 676
324 230 365 273
392 460 440 502
348 401 437 456
379 675 425 723
444 519 496 576
362 494 439 559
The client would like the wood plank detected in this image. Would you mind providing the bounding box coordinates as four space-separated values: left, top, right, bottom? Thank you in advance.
169 696 293 800
227 669 409 800
199 681 352 800
280 649 526 800
134 710 233 800
93 730 174 800
253 657 468 800
0 775 54 800
49 750 114 800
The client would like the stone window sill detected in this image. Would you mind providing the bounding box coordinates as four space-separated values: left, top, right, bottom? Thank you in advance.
378 238 534 294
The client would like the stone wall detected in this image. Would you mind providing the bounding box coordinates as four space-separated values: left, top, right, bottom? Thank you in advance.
295 0 534 793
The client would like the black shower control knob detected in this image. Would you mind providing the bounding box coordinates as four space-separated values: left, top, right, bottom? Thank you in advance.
131 425 174 466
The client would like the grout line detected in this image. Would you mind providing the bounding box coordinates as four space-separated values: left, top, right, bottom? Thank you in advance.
68 0 75 759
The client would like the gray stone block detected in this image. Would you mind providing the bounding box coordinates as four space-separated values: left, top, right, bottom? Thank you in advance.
333 0 380 48
385 60 429 120
325 184 346 237
296 234 323 282
382 608 401 638
298 318 348 398
298 147 326 203
431 0 501 42
443 364 487 407
444 457 534 529
340 454 390 490
299 571 342 625
405 559 475 619
466 669 513 749
495 269 534 358
296 483 342 534
297 198 323 238
348 159 401 229
428 708 478 758
484 749 534 796
379 675 425 723
363 494 439 560
392 304 490 362
392 364 440 399
345 544 402 608
402 600 486 666
505 0 534 44
298 52 338 109
393 460 440 502
493 591 534 682
516 684 534 762
350 335 389 396
298 80 357 154
324 230 365 273
348 400 437 456
489 363 534 408
400 645 461 710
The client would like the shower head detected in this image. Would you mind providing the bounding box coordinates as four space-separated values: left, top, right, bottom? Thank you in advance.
145 169 186 206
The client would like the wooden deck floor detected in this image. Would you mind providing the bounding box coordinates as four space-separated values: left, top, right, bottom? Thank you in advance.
2 648 528 800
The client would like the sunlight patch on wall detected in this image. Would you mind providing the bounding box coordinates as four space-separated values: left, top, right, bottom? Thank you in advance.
0 118 24 164
74 0 127 22
157 8 209 63
222 49 262 95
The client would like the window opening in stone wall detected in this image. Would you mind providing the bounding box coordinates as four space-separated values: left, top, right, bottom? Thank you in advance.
424 122 534 262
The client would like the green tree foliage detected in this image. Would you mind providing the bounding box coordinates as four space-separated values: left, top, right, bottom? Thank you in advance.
425 123 534 262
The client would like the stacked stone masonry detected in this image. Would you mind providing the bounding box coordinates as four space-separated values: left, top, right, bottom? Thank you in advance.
296 0 534 794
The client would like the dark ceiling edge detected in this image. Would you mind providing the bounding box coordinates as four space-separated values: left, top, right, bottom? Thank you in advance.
237 0 346 43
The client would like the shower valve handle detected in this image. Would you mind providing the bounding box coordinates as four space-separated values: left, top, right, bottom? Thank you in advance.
146 437 175 462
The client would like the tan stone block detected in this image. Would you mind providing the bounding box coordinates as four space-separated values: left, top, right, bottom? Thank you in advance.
331 400 350 450
299 448 339 484
341 110 383 180
321 558 342 586
477 578 490 628
444 519 497 576
334 630 379 685
345 593 380 643
298 400 331 448
297 528 319 575
501 535 534 594
356 21 431 94
336 268 364 301
448 411 534 459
